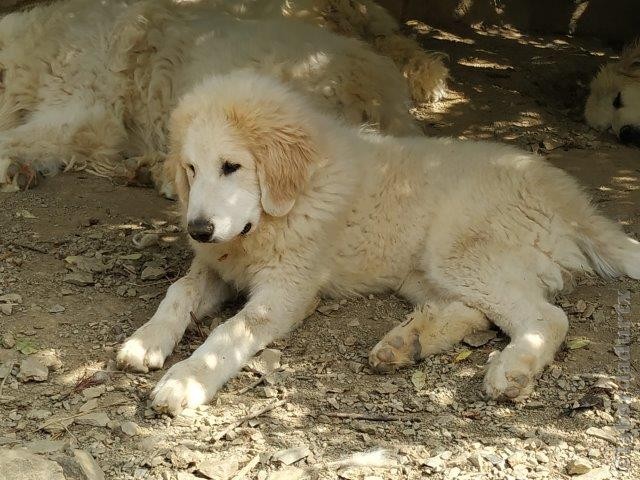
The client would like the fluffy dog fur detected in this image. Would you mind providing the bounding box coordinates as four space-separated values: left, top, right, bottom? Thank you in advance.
117 71 640 415
0 0 443 193
585 40 640 146
212 0 449 102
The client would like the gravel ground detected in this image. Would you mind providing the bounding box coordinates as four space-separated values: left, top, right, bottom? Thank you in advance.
0 21 639 480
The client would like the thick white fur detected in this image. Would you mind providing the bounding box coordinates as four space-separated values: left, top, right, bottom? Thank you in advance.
585 40 640 144
207 0 449 102
118 72 640 414
0 0 423 193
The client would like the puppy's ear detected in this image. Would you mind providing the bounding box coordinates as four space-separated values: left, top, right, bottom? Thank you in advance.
226 105 316 217
620 39 640 77
165 107 194 204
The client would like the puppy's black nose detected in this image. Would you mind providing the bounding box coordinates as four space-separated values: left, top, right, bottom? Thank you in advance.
187 219 214 243
619 125 640 147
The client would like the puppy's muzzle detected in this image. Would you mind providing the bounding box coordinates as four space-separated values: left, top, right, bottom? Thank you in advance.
619 125 640 148
188 219 215 243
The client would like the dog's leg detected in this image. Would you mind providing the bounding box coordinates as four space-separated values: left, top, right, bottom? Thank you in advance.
0 102 125 191
150 274 318 415
117 261 231 373
482 300 568 401
369 301 490 372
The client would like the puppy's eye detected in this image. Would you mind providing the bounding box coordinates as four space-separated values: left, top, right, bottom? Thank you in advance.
185 163 195 175
221 161 241 176
613 92 623 109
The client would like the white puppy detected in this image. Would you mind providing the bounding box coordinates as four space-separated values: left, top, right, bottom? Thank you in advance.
585 40 640 146
118 71 640 415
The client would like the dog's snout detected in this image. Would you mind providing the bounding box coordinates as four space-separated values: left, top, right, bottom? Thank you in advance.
188 219 214 242
619 125 640 147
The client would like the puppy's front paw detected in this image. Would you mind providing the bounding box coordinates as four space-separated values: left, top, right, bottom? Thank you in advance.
484 351 534 401
369 332 421 373
150 359 212 415
117 324 175 373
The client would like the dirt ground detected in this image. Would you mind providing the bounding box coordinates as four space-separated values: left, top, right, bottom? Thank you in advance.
1 22 639 480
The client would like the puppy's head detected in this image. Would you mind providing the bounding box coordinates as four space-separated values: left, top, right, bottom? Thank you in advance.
166 72 317 244
585 40 640 147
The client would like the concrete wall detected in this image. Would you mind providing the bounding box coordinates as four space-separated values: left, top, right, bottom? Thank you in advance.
378 0 640 47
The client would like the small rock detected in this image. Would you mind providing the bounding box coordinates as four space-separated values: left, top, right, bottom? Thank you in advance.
0 448 66 480
75 412 110 427
585 426 618 445
507 451 527 468
25 439 67 454
271 446 311 466
567 458 592 475
573 466 611 480
82 385 106 399
574 299 587 313
120 421 139 436
17 357 49 382
468 452 485 470
375 382 399 394
41 414 74 434
65 255 108 273
79 399 98 413
197 457 239 480
247 348 282 375
0 304 12 315
1 332 16 349
33 349 63 371
141 266 166 281
463 330 497 347
262 386 278 398
73 449 106 480
0 293 23 304
64 272 95 286
48 305 66 314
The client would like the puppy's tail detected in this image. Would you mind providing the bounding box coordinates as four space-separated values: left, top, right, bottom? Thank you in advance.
576 213 640 280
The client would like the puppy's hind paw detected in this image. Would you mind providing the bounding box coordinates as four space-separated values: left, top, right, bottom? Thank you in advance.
484 353 534 402
0 158 42 192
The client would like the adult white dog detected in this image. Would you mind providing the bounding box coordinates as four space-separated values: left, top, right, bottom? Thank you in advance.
0 0 446 193
585 40 640 147
117 71 640 415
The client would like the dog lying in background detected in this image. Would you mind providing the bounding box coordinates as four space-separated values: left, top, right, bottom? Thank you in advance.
0 0 447 194
117 71 640 414
585 40 640 147
212 0 449 103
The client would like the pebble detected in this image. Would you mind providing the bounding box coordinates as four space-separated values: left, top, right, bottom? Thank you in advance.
573 467 611 480
120 421 140 436
75 412 111 427
140 266 166 280
74 449 106 480
48 304 66 313
64 272 95 286
1 332 16 349
463 329 497 347
247 348 282 375
271 446 311 465
196 457 239 480
507 451 527 467
25 439 67 454
83 385 107 399
567 458 592 475
17 357 49 382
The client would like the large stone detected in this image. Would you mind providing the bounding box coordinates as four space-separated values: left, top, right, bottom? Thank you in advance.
0 448 66 480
